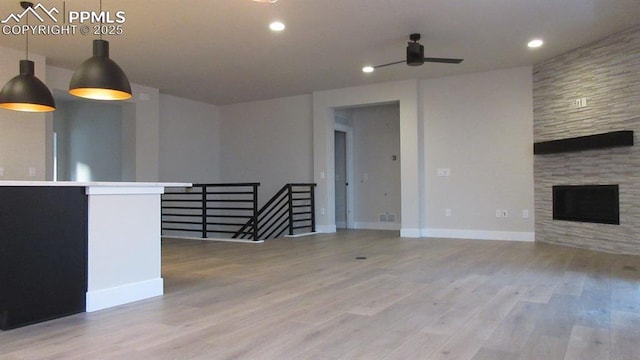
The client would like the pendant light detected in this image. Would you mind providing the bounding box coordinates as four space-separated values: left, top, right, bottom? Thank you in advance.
69 0 131 100
0 2 56 112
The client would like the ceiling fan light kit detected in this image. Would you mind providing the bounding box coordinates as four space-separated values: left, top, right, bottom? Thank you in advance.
364 33 463 73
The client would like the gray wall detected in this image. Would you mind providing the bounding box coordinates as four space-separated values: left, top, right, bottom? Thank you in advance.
534 25 640 255
47 66 161 182
421 67 534 238
53 100 123 182
313 69 534 239
219 94 313 205
159 94 221 183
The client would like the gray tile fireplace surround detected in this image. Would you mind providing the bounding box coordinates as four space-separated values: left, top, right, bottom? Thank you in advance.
533 25 640 255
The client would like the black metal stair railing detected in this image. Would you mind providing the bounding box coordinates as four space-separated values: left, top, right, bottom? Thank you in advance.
161 183 259 241
162 182 316 241
233 183 316 240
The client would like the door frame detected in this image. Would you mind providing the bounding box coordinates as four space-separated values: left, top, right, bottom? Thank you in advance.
334 123 354 228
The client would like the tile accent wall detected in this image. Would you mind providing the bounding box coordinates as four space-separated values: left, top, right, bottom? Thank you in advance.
533 25 640 255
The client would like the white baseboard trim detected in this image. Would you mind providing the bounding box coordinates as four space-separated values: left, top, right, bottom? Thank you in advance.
400 228 421 238
336 221 347 228
86 278 164 312
162 236 264 244
284 232 319 238
316 225 337 233
421 228 535 242
353 222 401 231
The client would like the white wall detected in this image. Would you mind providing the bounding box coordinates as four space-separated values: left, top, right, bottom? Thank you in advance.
159 94 220 183
0 46 48 180
350 104 401 230
219 94 313 204
420 67 534 240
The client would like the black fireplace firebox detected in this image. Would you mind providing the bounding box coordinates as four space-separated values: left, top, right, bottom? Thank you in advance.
553 185 619 225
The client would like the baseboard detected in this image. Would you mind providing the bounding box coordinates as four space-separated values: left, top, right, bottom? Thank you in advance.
284 232 319 238
400 228 421 238
162 236 264 244
86 278 164 312
336 221 347 228
353 222 401 231
421 228 535 242
316 225 337 233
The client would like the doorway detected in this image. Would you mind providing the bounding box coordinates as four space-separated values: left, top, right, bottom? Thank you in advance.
334 103 401 231
334 130 347 228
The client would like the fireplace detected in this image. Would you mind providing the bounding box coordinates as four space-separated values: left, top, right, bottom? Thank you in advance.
553 185 619 225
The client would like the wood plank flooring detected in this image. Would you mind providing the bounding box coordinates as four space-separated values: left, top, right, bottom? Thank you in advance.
1 230 640 359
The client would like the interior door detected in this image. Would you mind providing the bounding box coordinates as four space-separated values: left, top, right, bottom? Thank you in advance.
334 131 348 228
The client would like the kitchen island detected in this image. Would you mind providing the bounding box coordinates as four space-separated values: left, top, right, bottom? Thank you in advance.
0 181 190 330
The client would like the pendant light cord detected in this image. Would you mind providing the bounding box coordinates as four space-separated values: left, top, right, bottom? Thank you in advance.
99 0 103 40
25 4 29 60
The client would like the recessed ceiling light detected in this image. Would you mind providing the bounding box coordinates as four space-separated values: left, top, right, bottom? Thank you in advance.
253 0 278 3
362 66 374 73
528 39 544 48
269 21 285 31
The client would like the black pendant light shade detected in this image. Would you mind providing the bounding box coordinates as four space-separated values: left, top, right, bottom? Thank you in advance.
69 39 132 101
0 60 56 112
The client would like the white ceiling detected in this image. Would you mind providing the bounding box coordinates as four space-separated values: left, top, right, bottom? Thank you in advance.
1 0 639 105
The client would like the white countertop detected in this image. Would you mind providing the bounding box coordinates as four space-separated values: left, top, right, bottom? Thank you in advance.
0 181 191 187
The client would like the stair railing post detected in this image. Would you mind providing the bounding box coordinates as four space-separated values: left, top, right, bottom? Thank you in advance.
201 185 207 238
252 184 259 241
288 184 294 236
310 184 316 232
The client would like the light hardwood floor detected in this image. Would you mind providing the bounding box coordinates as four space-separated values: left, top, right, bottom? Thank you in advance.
1 230 639 359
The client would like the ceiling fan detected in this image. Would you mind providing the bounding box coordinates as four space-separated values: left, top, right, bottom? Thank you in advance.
363 33 463 73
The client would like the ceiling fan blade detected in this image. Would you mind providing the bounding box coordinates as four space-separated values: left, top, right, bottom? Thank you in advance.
424 57 464 64
373 60 406 69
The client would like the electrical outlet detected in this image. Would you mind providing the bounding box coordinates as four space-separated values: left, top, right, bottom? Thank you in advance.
502 210 508 218
445 208 452 217
320 208 325 215
496 210 502 218
0 166 4 177
522 210 529 219
574 97 588 109
28 167 36 177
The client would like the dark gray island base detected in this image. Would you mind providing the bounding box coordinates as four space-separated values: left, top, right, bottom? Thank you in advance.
0 181 189 330
0 186 88 330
